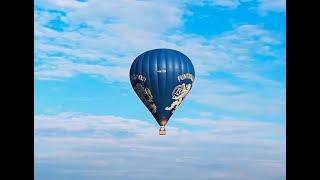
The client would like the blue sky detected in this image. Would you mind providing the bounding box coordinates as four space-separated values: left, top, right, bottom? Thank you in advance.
34 0 286 179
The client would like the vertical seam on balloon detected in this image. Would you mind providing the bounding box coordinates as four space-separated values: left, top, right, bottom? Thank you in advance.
141 52 149 112
186 55 191 98
148 51 157 120
138 54 142 80
144 52 150 92
153 50 159 121
183 55 192 86
141 52 147 85
165 50 168 111
160 49 165 117
146 51 154 111
191 58 195 82
134 54 139 79
147 52 151 90
179 51 183 77
186 54 190 76
156 50 160 118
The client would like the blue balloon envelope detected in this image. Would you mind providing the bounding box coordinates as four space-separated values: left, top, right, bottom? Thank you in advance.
129 49 195 134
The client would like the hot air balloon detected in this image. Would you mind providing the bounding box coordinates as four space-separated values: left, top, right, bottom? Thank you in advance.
129 49 195 135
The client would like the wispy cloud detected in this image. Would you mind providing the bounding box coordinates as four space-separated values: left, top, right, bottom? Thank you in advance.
35 112 285 180
35 58 129 82
210 0 241 9
35 0 284 82
36 0 86 10
34 0 184 81
258 0 286 14
189 78 285 115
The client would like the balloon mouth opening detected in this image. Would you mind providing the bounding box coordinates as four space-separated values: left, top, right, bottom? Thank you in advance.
158 119 168 126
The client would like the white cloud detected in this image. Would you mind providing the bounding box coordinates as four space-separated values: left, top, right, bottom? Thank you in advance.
35 0 86 10
35 59 129 82
34 0 185 81
175 117 285 140
35 0 284 83
199 111 213 117
258 0 286 14
35 112 152 133
194 0 285 14
66 0 183 33
192 0 254 9
188 78 285 115
35 112 285 179
211 0 240 8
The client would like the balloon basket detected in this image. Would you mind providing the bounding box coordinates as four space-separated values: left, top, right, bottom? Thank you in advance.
159 126 166 135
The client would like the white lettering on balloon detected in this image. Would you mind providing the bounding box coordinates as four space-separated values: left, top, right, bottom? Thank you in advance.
177 73 194 82
131 74 146 82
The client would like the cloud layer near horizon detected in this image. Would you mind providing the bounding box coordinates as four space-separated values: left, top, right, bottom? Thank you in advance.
35 112 285 180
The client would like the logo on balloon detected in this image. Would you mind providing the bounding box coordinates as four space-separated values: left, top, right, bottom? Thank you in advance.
131 74 146 82
157 69 166 73
165 83 192 112
133 82 157 114
177 73 195 82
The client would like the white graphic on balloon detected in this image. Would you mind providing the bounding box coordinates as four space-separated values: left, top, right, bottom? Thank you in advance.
165 83 192 112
